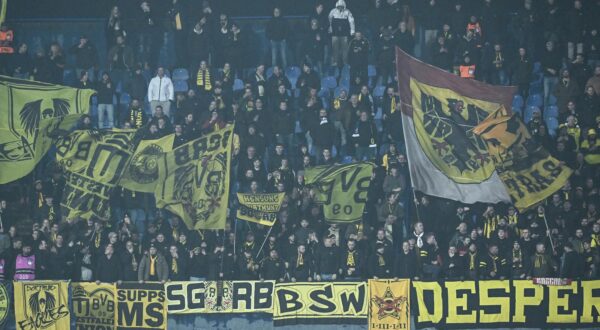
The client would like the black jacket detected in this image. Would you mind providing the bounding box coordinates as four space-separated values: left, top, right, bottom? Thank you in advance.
266 17 289 41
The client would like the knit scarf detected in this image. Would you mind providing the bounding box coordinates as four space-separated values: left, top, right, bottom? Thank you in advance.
333 98 341 110
378 254 385 266
130 110 143 128
171 257 178 274
296 253 304 267
534 253 546 269
37 192 44 208
346 251 356 267
508 214 518 226
149 255 157 275
469 252 476 270
414 231 424 248
483 215 500 239
48 206 55 223
197 69 212 91
95 231 102 248
390 97 397 114
172 228 179 243
490 255 498 273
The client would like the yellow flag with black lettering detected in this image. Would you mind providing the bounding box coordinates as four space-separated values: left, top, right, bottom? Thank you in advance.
369 279 410 330
14 281 70 330
473 107 572 210
305 162 374 223
155 126 233 230
56 129 138 220
72 282 116 329
0 76 94 183
120 133 175 193
236 193 285 226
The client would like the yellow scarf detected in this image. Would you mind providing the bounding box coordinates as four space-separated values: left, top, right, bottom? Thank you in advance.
490 255 498 273
95 231 102 248
378 254 385 266
150 255 157 276
48 206 55 223
37 192 44 208
171 257 178 274
534 253 546 268
296 253 304 267
197 69 212 91
483 215 500 239
469 252 476 270
390 97 397 114
346 251 355 267
333 98 341 110
172 228 179 243
130 110 143 128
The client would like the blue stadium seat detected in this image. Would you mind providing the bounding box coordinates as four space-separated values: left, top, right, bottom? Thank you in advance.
317 86 330 98
512 107 522 115
341 65 350 79
368 65 377 77
529 81 542 95
544 105 559 119
547 94 557 106
233 79 244 91
286 66 301 80
339 76 350 90
373 86 386 98
526 93 543 107
173 80 189 93
512 95 524 109
172 68 189 81
545 117 559 136
323 76 337 90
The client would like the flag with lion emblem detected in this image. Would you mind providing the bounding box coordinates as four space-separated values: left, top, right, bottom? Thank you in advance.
155 126 233 230
0 76 94 183
473 107 572 210
396 49 514 204
369 279 410 330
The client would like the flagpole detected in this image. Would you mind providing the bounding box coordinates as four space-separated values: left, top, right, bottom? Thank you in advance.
255 223 275 259
542 214 556 254
399 101 421 224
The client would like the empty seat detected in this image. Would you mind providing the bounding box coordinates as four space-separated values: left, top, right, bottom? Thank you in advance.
172 68 189 81
323 76 337 90
512 94 524 109
233 79 244 91
173 80 189 93
286 66 301 80
544 105 559 119
373 86 386 98
526 93 543 107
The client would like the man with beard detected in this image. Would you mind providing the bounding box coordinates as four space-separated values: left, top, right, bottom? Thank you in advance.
340 239 364 280
96 244 122 283
260 249 286 282
288 244 312 282
138 244 169 283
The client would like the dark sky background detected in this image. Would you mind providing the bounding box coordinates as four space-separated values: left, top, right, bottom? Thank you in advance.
8 0 372 19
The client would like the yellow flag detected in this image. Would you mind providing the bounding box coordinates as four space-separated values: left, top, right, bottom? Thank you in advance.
473 107 572 210
236 193 285 226
14 281 70 330
0 76 94 183
56 129 138 220
155 126 233 230
120 133 175 193
369 279 411 330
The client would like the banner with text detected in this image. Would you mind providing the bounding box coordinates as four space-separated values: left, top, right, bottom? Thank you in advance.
305 162 374 223
412 280 600 329
14 280 70 330
369 279 410 330
72 282 116 330
166 281 274 314
56 129 137 220
236 193 285 226
119 134 175 193
116 282 167 330
273 282 368 325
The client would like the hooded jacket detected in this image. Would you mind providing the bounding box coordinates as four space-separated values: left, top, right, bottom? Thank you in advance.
329 0 355 36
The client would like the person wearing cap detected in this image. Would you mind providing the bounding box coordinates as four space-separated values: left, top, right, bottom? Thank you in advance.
69 35 98 82
580 129 600 164
138 244 168 283
328 0 355 67
13 239 37 281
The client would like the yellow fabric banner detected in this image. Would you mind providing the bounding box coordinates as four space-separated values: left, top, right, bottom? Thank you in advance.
155 126 233 230
14 280 70 330
304 162 374 223
236 193 285 226
119 134 175 193
0 76 93 183
273 282 368 325
72 282 116 330
116 282 166 330
473 108 572 210
369 279 410 330
56 129 138 220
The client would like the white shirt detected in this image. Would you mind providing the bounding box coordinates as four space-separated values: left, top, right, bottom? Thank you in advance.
147 75 174 102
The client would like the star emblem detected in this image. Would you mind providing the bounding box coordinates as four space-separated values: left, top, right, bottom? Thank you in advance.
371 286 407 320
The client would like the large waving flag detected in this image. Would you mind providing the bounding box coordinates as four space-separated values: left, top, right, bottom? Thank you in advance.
0 76 94 183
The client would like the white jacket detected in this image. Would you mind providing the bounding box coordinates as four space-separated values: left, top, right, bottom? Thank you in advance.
147 75 174 102
328 0 355 36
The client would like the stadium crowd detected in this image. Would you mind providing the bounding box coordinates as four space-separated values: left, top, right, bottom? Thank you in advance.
0 0 599 284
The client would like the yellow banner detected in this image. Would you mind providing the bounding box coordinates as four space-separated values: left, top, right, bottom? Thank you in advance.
56 129 137 220
116 282 166 330
165 281 275 314
305 162 374 223
120 134 175 193
369 279 410 330
474 108 572 210
273 282 368 325
0 76 93 183
0 283 8 326
236 193 285 226
14 280 70 330
72 282 116 330
155 126 233 230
